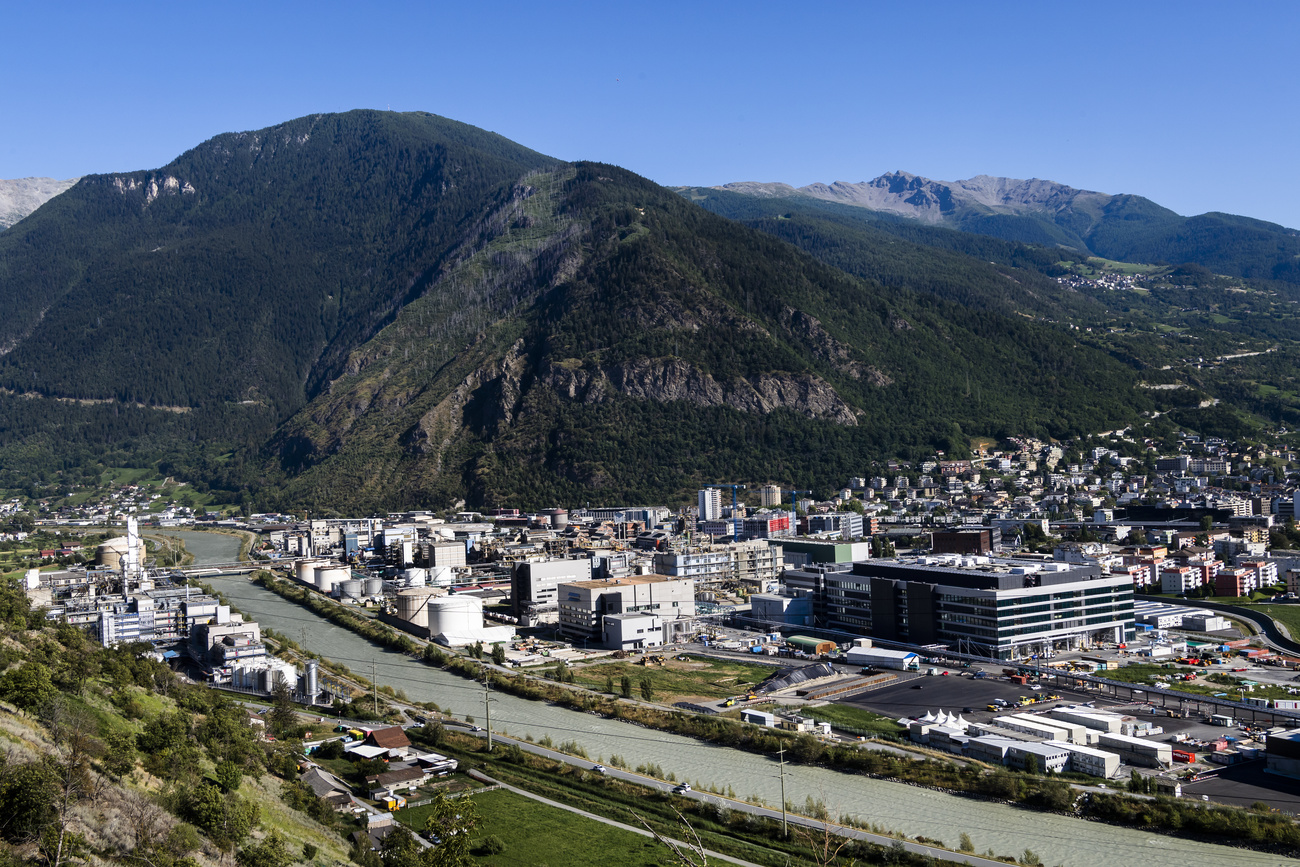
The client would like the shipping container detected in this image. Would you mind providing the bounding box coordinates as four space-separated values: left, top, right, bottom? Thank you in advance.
1274 699 1300 710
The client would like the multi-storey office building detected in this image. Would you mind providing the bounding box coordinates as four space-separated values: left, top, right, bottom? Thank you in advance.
782 556 1133 660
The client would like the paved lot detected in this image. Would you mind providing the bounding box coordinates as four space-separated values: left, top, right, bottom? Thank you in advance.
1181 761 1300 814
836 669 1099 722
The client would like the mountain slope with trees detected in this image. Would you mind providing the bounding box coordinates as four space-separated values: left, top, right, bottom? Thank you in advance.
0 112 1243 510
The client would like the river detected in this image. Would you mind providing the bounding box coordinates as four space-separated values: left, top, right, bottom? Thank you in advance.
171 530 1297 866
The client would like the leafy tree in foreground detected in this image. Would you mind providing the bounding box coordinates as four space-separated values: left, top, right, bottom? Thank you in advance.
420 791 479 867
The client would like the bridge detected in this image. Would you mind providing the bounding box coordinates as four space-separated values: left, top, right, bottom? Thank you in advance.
173 556 314 578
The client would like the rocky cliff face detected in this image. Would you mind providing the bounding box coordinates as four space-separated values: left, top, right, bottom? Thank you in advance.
0 177 79 229
541 358 859 425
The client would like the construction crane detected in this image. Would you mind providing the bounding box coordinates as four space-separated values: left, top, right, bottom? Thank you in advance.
707 484 747 541
784 490 812 510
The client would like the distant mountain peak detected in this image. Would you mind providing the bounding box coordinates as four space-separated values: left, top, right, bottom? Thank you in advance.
0 177 79 230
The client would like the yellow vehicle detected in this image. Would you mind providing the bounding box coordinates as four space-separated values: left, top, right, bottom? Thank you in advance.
723 698 736 707
986 703 1000 711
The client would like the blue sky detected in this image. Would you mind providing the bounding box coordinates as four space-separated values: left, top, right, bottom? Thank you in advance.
5 1 1299 227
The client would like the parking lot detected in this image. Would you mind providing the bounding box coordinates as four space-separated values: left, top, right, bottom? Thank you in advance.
837 668 1099 722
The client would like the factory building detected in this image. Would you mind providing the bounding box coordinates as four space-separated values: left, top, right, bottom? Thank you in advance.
557 575 695 642
1044 741 1121 778
510 558 593 623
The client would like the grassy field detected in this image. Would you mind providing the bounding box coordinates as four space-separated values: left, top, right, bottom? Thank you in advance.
400 789 668 866
797 704 906 736
571 655 778 702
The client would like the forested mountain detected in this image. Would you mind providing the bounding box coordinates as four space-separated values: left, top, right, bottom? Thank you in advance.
710 172 1300 284
0 111 1261 510
261 162 1155 511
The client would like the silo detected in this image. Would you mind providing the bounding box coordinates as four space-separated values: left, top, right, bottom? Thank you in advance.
364 577 383 596
542 508 569 529
304 659 320 703
427 595 483 639
340 579 364 599
315 564 349 594
396 587 440 629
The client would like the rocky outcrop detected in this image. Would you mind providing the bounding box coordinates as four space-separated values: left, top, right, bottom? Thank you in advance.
0 177 79 230
778 306 891 385
542 357 858 425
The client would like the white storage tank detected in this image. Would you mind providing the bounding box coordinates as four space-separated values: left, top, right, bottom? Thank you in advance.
427 594 484 638
403 568 428 587
315 564 349 594
364 577 383 596
296 559 325 585
340 579 364 599
396 587 442 629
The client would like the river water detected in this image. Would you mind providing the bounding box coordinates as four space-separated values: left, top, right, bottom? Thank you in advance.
170 530 1297 866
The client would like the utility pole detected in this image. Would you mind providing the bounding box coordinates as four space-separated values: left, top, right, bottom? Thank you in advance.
777 746 788 838
483 668 495 751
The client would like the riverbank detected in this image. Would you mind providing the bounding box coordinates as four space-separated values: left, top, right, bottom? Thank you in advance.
247 570 1300 859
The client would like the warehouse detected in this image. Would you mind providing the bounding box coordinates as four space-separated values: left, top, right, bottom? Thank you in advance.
1044 740 1121 778
997 713 1087 745
786 635 837 655
1049 707 1124 734
844 647 919 671
1097 732 1172 768
965 735 1021 764
1006 741 1070 773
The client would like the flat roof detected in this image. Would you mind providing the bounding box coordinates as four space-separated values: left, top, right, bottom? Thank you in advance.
565 574 678 588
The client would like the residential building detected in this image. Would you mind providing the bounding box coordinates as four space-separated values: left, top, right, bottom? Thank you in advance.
807 513 865 539
760 485 783 507
698 489 723 522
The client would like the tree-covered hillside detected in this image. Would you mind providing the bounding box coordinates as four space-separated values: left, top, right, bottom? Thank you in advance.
0 110 555 414
263 163 1157 511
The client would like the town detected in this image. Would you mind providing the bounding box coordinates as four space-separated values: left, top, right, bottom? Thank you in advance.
7 426 1300 858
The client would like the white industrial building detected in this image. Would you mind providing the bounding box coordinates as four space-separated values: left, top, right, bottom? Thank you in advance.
1097 732 1172 768
844 647 919 671
557 575 696 641
1045 740 1121 778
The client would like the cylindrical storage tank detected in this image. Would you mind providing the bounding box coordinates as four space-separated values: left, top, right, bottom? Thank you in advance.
296 559 324 585
315 565 349 594
542 508 569 528
427 595 483 640
97 536 146 571
396 588 440 629
340 579 363 599
403 568 428 587
304 659 320 700
365 577 383 596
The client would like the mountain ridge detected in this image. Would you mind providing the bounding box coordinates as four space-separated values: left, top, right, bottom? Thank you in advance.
711 171 1300 283
0 176 80 229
